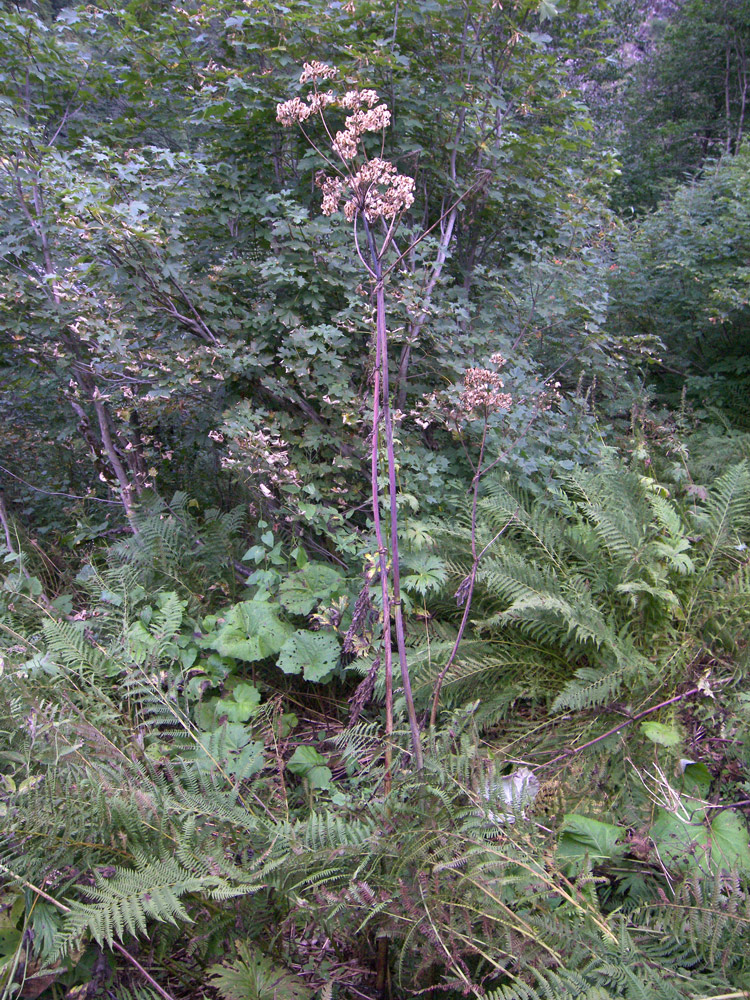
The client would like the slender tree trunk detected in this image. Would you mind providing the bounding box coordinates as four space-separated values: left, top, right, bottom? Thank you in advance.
736 41 747 148
13 166 140 522
726 40 733 152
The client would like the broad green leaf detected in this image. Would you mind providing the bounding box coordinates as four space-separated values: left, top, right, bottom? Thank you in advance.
278 562 345 615
287 745 333 789
0 928 23 963
241 544 266 564
215 682 261 723
538 0 558 21
401 554 448 597
651 804 750 873
558 814 626 871
641 721 682 746
209 600 292 662
277 630 339 681
680 760 712 796
709 809 750 870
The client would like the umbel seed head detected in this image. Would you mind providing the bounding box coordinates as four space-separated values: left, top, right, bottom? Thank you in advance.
276 65 414 224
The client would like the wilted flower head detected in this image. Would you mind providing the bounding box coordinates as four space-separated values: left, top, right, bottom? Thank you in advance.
345 158 415 222
316 159 414 222
332 127 360 160
307 91 338 113
459 367 512 414
277 70 414 224
317 173 344 216
276 97 312 126
299 61 337 84
341 89 380 109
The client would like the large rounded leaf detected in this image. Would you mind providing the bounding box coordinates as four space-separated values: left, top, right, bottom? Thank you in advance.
278 563 345 615
209 600 293 662
277 630 340 681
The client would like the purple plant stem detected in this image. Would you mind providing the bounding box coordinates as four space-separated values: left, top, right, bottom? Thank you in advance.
428 417 487 726
370 306 394 790
365 217 424 770
537 687 703 770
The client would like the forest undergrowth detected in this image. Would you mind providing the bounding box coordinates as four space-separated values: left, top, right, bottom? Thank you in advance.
3 0 750 997
2 439 750 999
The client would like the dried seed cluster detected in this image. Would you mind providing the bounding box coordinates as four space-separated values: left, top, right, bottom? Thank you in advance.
459 367 513 414
276 62 414 224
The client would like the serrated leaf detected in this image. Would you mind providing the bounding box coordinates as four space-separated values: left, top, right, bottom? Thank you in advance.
278 562 345 615
401 554 448 597
651 804 750 873
709 809 750 870
209 600 292 662
277 630 339 681
558 814 626 872
216 682 261 722
209 942 313 1000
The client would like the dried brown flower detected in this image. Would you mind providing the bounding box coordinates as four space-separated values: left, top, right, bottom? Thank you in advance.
278 71 414 223
332 127 360 160
299 61 337 84
459 367 512 414
306 91 338 113
344 157 415 222
276 97 312 126
340 89 380 110
317 173 344 216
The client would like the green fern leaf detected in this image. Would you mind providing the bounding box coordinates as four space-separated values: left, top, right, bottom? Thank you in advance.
209 942 313 1000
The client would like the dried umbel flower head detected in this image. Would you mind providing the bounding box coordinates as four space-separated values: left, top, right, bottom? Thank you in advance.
276 70 414 224
332 127 360 161
299 61 337 84
314 153 414 224
276 97 312 126
344 158 415 222
459 367 513 415
306 91 338 114
317 173 344 216
341 89 379 110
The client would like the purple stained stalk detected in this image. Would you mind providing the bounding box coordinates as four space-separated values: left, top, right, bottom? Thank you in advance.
364 217 424 771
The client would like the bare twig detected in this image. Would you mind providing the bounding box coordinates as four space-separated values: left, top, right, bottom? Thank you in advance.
536 687 705 770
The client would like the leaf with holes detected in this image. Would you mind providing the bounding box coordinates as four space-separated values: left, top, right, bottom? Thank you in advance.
277 630 339 681
278 562 345 615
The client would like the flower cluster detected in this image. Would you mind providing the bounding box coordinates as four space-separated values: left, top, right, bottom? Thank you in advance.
318 158 415 222
341 89 379 109
459 367 513 414
275 96 311 126
317 173 344 216
276 63 414 224
332 105 392 159
299 61 337 84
